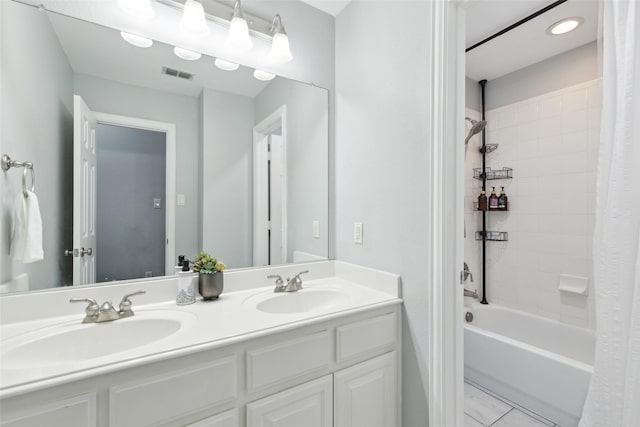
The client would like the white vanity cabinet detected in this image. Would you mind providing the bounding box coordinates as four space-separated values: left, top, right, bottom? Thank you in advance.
0 304 400 427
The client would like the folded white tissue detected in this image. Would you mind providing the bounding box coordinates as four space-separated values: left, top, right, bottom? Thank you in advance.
10 190 44 263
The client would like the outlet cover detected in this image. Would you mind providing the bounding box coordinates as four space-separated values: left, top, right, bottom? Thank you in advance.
354 222 363 244
177 194 186 206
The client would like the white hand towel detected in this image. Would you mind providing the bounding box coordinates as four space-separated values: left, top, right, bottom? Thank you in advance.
10 190 44 263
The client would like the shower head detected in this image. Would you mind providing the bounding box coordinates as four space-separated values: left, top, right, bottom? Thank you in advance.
465 117 487 144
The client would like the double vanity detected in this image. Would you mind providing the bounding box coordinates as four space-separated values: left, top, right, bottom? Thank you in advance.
0 261 402 427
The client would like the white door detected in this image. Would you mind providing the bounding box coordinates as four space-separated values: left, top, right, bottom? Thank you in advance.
269 133 284 265
334 352 398 427
246 376 332 427
72 95 97 285
253 134 269 266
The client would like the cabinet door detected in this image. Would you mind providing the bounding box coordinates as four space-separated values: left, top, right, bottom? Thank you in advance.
334 352 397 427
246 375 332 427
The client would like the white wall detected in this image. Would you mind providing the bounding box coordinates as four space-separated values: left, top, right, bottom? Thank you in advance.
201 89 254 268
485 41 599 110
1 0 74 290
254 78 329 263
465 79 601 328
74 74 200 262
336 1 431 425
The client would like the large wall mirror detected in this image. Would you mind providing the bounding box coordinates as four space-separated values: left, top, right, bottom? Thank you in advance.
0 0 329 294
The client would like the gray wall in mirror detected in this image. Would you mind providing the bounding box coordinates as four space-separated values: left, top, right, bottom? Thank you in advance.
0 0 330 293
96 125 167 282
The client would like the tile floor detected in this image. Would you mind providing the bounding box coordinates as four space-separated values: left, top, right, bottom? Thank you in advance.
464 380 560 427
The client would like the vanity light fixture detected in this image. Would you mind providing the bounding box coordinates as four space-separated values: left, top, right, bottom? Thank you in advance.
120 31 154 48
117 0 154 20
226 0 252 51
180 0 209 36
174 46 201 61
215 58 240 71
269 14 292 63
253 69 275 81
546 17 584 35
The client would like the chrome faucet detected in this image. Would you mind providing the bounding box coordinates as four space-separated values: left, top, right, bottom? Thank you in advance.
70 290 146 323
268 270 309 293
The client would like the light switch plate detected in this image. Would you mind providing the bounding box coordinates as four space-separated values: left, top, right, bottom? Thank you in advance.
354 222 363 244
153 198 162 209
313 220 320 238
177 194 186 206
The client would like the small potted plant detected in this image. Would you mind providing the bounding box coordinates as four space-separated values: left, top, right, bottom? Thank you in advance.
192 251 226 300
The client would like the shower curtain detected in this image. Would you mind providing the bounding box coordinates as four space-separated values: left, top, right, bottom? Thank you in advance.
579 1 640 426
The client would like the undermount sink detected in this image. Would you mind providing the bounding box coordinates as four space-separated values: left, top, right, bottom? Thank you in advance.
1 310 195 369
254 289 350 314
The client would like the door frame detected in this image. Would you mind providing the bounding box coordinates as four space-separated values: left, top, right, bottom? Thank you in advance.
253 105 288 266
93 112 176 276
426 1 465 426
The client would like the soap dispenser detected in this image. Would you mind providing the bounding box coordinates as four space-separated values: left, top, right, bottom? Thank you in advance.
488 187 499 210
498 187 508 211
176 260 196 305
477 188 488 211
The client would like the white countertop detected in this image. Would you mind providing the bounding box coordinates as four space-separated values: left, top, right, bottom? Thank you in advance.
0 261 401 399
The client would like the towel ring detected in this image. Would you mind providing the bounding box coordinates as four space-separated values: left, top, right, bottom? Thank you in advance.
22 163 35 198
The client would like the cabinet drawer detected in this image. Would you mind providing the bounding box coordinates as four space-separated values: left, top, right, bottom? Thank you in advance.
247 330 330 394
109 356 237 427
1 393 96 427
336 312 397 362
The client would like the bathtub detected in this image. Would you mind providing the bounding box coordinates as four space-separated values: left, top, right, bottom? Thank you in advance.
464 302 595 427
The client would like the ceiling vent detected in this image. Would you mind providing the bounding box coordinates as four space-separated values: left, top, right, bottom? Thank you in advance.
161 66 194 80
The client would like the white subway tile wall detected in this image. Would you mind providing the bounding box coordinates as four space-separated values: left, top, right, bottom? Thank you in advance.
464 79 601 329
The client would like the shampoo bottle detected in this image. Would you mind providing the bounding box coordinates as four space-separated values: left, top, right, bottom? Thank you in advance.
477 188 488 211
489 187 499 210
498 187 508 211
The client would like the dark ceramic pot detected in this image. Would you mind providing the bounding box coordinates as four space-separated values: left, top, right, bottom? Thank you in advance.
198 272 223 300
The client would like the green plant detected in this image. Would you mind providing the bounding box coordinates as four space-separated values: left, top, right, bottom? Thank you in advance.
192 252 226 274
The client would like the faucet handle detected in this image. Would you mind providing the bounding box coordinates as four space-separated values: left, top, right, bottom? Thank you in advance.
294 270 309 279
119 290 146 317
267 275 284 285
70 297 99 317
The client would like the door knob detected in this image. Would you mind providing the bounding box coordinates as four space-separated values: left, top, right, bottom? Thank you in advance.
65 248 93 257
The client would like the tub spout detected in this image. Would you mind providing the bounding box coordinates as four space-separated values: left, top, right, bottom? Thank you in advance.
464 289 479 299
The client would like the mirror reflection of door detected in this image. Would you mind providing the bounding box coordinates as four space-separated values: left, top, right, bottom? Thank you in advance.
254 106 287 266
72 95 174 284
72 95 97 285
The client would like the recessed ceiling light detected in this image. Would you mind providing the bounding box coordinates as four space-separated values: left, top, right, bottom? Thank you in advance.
547 17 584 35
253 69 275 81
120 32 153 48
174 47 201 61
215 59 240 71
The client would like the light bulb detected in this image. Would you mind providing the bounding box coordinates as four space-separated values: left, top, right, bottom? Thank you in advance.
269 14 292 63
117 0 154 20
270 33 292 62
227 17 252 51
547 17 584 35
120 32 153 48
254 69 275 81
215 59 240 71
174 47 201 61
181 0 209 36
